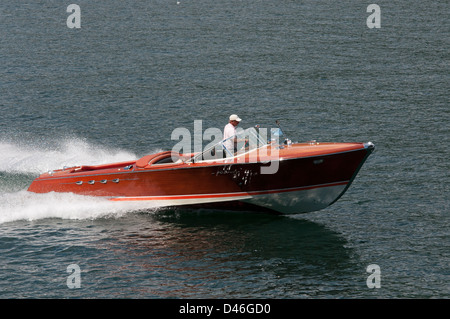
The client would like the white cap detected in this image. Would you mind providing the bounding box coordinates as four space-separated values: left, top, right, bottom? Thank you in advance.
229 114 242 122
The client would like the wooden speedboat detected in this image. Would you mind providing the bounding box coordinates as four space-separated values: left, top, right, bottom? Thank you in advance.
27 127 374 214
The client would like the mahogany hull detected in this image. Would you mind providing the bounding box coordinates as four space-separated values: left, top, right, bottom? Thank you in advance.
27 142 374 214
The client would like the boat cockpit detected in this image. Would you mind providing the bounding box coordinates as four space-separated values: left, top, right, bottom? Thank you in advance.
189 127 270 163
134 126 281 169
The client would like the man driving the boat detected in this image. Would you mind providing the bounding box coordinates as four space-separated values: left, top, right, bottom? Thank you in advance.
223 114 246 157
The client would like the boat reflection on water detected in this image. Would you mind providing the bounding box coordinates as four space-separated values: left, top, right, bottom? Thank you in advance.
90 209 356 298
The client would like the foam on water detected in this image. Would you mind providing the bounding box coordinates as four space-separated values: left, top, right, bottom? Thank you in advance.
0 190 158 224
0 138 138 175
0 138 159 224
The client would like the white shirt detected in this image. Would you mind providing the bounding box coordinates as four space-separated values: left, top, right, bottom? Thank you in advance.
223 123 236 153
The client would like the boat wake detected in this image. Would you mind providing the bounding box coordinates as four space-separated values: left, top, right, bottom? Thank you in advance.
0 137 137 175
0 137 158 224
0 190 159 224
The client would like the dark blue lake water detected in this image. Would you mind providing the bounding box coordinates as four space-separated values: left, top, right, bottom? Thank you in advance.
0 1 448 298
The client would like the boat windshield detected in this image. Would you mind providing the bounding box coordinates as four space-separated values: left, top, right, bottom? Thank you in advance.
190 127 268 163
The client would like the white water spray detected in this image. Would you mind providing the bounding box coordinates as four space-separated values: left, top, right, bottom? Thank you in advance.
0 138 137 174
0 138 159 224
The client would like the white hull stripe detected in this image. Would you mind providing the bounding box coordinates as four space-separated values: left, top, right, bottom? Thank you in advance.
109 181 349 202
